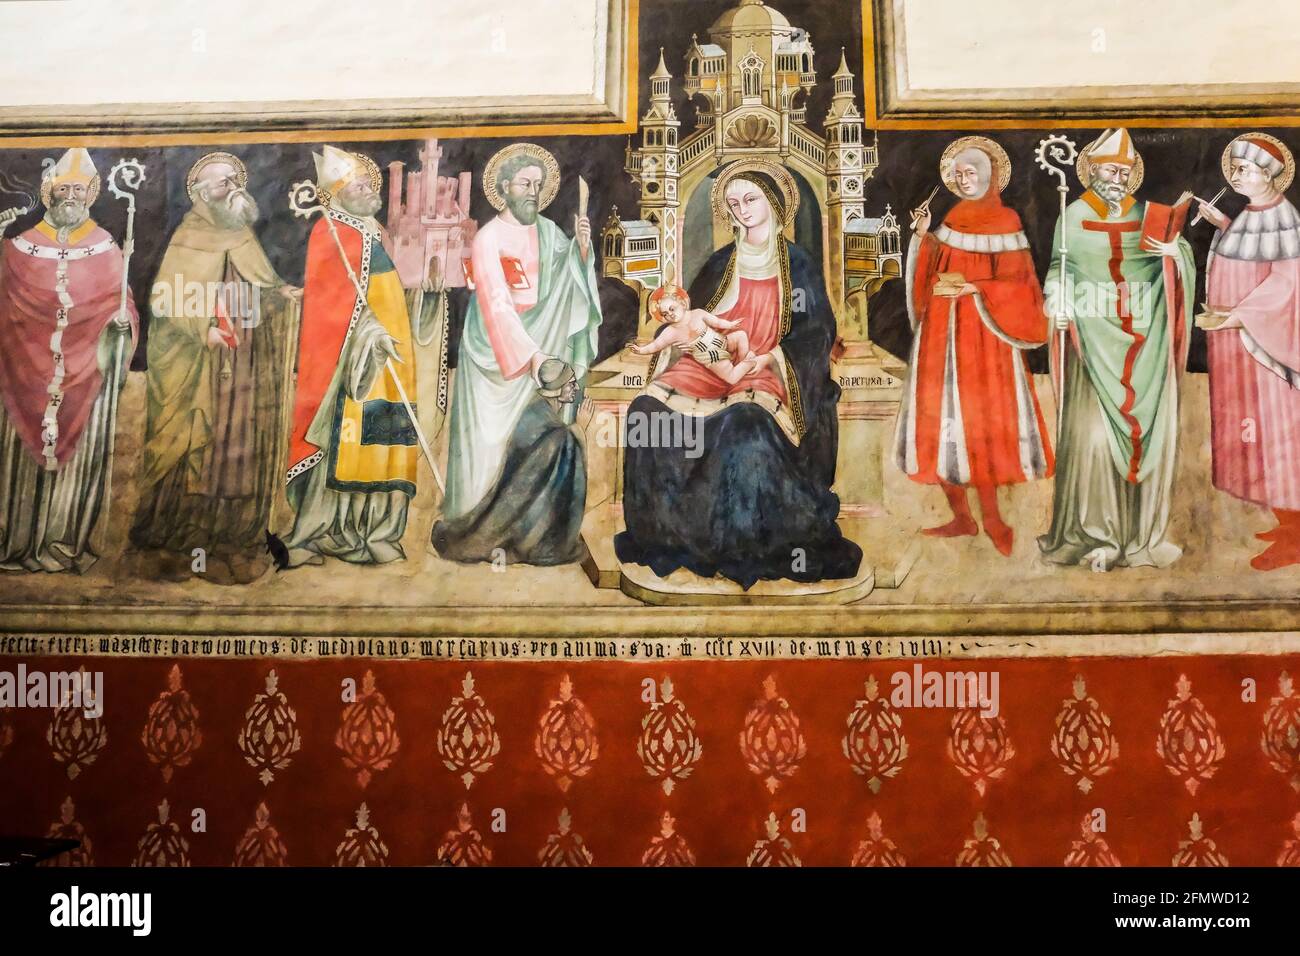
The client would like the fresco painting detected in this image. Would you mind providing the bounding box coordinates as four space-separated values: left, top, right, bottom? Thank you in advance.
1 0 1298 872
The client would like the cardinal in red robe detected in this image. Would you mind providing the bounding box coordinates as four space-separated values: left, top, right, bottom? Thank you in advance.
893 138 1054 556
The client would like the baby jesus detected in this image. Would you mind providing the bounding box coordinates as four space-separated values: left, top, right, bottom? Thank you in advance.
631 284 772 385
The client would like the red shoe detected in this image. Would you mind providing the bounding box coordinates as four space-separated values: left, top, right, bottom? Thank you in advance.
1260 509 1300 541
1250 539 1300 571
923 515 978 538
983 520 1014 557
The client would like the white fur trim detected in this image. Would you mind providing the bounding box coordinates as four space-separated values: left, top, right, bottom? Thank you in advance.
932 225 1029 254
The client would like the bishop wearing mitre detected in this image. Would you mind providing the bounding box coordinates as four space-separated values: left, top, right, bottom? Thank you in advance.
1038 128 1196 571
895 136 1054 557
274 146 437 569
0 149 139 572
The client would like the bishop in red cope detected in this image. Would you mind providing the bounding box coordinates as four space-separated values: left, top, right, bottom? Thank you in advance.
0 148 138 572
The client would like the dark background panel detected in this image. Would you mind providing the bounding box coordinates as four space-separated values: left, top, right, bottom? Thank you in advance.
0 0 1283 374
867 126 1283 372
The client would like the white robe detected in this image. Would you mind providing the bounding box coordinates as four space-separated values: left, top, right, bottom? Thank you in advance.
443 214 601 520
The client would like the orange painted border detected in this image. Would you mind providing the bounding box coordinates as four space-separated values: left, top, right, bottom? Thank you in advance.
0 0 639 148
861 0 1300 130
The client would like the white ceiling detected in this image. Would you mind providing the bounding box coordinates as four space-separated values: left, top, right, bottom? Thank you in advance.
0 0 606 107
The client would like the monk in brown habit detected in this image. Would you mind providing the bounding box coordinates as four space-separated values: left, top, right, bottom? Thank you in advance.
130 152 300 584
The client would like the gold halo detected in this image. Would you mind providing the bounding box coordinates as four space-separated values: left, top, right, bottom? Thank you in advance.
940 135 1011 196
357 152 383 194
482 143 560 212
186 151 248 194
39 174 100 209
1076 132 1145 195
711 158 799 226
1222 132 1294 194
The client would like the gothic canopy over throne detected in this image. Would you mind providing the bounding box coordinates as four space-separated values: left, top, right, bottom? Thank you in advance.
606 0 898 337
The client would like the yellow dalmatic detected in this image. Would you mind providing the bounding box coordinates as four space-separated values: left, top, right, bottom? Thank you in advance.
288 211 419 497
280 209 435 568
332 262 419 490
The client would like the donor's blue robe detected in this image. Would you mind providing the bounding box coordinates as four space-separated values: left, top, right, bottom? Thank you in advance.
614 240 861 588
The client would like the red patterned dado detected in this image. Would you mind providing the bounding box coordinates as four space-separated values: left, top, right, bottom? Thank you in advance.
2 654 1299 867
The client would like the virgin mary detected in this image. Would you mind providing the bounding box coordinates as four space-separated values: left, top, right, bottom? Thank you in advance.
614 161 861 588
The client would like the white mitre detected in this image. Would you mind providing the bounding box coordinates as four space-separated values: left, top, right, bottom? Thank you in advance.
313 145 366 195
1087 128 1137 167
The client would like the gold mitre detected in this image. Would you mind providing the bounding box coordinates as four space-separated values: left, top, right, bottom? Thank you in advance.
1086 128 1137 167
45 147 97 186
314 145 366 194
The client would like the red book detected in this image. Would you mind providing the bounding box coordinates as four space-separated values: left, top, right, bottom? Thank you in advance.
1141 190 1194 245
500 256 530 290
214 294 239 348
462 256 530 292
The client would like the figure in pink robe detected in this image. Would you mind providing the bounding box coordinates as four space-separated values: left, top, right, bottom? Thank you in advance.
1199 134 1300 570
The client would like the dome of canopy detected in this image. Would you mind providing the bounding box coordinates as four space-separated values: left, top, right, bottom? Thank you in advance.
709 0 792 36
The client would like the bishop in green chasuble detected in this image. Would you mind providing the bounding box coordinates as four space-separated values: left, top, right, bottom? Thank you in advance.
1039 129 1196 570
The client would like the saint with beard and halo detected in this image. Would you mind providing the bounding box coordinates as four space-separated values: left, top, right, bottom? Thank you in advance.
435 142 601 560
0 148 139 573
1038 128 1196 571
130 151 302 584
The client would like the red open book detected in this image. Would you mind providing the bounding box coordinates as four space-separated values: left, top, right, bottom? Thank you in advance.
1141 191 1194 245
462 256 530 292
